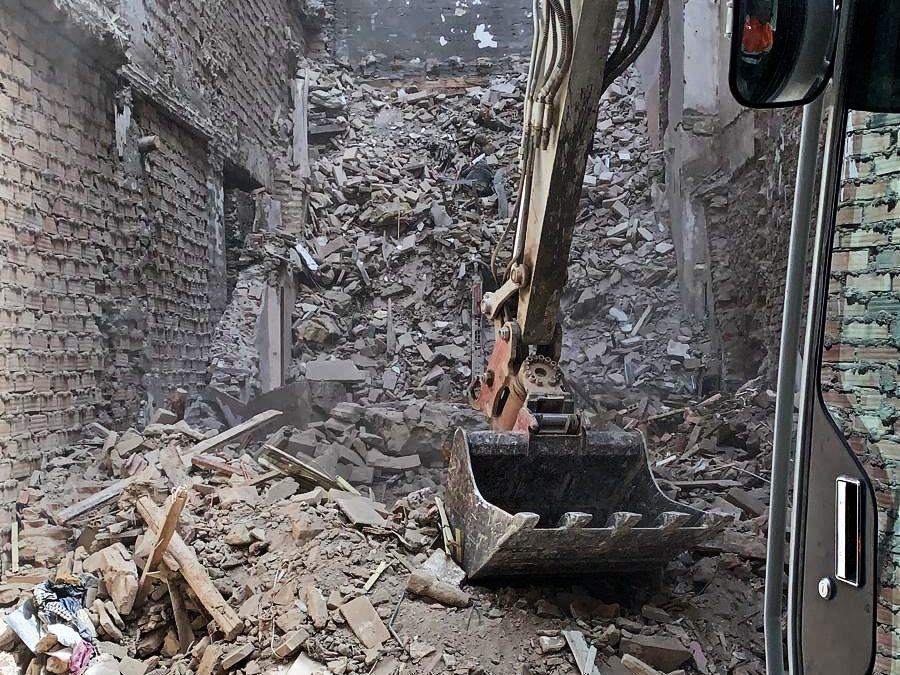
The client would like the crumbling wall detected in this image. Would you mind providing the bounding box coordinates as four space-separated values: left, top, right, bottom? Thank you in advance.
703 108 801 386
333 0 531 69
119 0 307 186
0 0 309 460
822 110 900 673
654 0 800 390
0 2 130 464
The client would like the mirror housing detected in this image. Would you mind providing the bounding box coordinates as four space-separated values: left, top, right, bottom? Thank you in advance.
729 0 840 108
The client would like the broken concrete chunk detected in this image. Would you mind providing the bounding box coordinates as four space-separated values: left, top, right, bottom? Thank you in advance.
333 493 388 528
539 635 566 654
407 568 470 608
225 524 254 546
620 635 692 672
265 477 299 504
285 654 328 675
306 586 329 629
221 643 255 670
620 653 665 675
293 486 327 505
291 513 326 543
305 359 366 383
83 543 138 616
339 596 391 648
273 629 310 658
218 485 259 507
150 408 179 425
196 645 222 675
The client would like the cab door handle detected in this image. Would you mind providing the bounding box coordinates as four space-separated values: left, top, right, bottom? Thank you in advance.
835 476 863 587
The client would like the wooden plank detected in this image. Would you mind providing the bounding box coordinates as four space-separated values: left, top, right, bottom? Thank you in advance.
292 73 310 179
135 487 188 609
196 644 222 675
10 518 18 573
54 479 132 525
168 581 195 654
242 470 281 488
191 455 241 477
135 497 242 639
181 410 283 467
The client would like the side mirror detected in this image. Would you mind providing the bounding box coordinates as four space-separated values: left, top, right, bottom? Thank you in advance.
729 0 840 108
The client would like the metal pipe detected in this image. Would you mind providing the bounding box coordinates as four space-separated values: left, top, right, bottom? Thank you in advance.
764 93 824 675
512 141 536 262
537 0 568 105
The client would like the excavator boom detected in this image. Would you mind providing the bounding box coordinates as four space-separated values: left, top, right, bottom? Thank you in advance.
444 0 722 578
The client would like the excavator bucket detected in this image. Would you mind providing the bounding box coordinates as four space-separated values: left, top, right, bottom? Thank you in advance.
445 428 725 579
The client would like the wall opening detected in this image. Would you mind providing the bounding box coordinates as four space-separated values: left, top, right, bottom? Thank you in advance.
223 163 263 303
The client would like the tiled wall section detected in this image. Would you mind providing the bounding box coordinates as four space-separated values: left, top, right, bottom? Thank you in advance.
824 110 900 674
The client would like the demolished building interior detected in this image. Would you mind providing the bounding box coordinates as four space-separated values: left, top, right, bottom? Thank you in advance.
0 1 898 675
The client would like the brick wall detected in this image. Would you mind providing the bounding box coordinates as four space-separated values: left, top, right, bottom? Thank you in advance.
0 3 130 464
823 110 900 675
120 0 307 186
0 0 307 460
135 99 215 404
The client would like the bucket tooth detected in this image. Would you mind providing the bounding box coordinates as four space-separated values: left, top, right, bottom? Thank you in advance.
657 511 693 534
557 512 593 529
445 428 721 578
606 511 642 529
514 512 541 529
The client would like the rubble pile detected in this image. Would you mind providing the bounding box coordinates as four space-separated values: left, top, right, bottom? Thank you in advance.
1 393 771 675
287 66 518 405
278 64 713 421
1 58 776 675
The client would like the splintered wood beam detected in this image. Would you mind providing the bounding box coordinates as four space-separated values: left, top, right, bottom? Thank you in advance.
54 478 133 525
135 487 188 609
181 410 284 467
135 496 242 639
169 581 196 654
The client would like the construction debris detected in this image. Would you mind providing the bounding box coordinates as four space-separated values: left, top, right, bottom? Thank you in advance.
0 58 777 675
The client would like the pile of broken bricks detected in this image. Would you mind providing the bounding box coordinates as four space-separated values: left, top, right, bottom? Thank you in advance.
0 383 775 675
0 51 780 675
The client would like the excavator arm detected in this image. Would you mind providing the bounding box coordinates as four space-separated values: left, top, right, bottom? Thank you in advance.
445 0 723 579
470 0 613 435
471 0 660 434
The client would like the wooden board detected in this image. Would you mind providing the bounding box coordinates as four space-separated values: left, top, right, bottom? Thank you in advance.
136 497 242 638
55 479 133 525
181 410 283 467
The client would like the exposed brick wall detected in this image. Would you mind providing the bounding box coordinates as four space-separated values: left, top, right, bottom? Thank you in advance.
120 0 307 185
823 110 900 675
134 99 215 405
0 3 128 464
0 0 307 460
